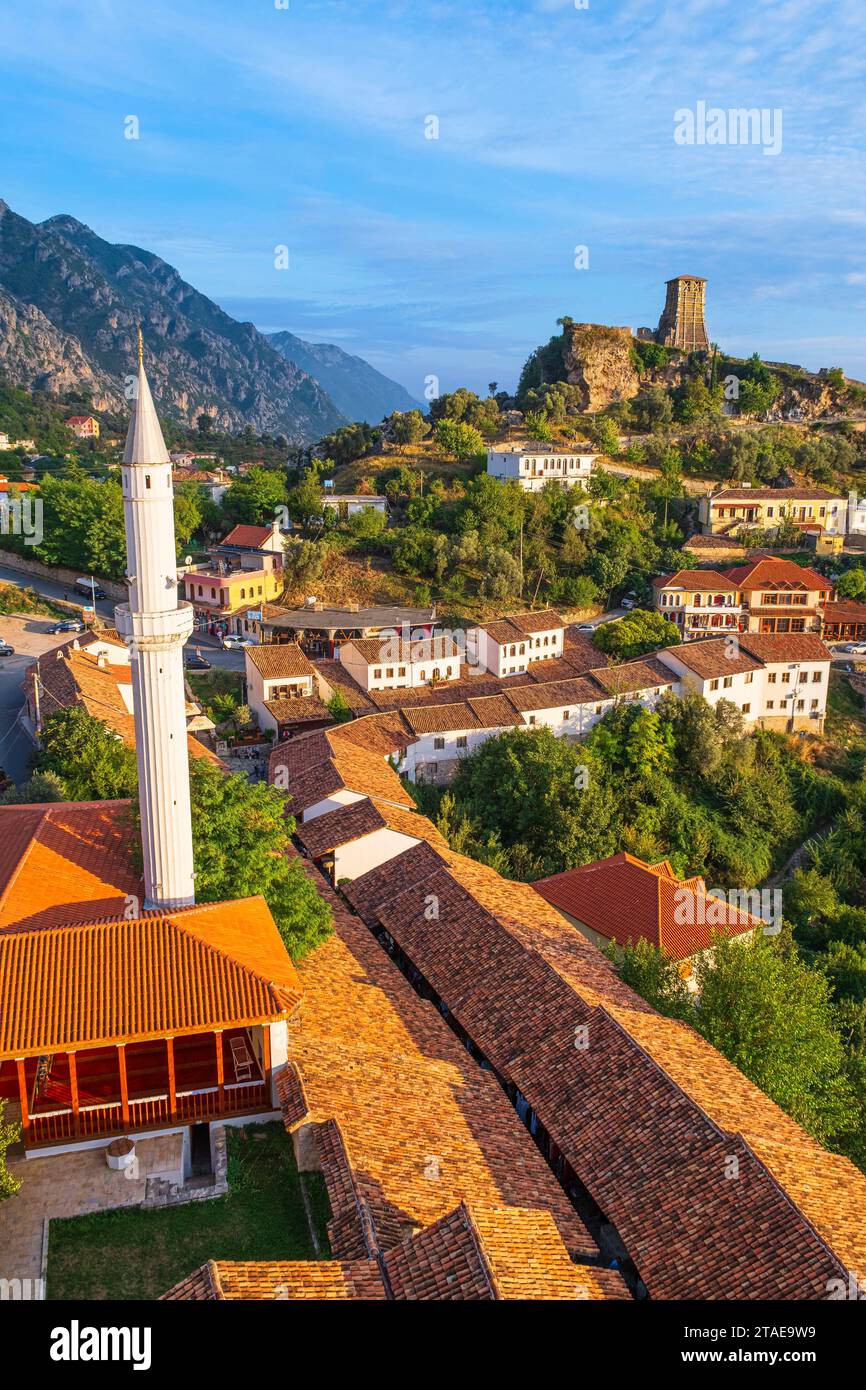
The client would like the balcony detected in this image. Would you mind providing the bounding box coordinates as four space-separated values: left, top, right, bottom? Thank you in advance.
10 1028 271 1150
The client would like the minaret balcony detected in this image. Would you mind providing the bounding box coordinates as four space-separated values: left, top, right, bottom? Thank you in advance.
115 600 195 646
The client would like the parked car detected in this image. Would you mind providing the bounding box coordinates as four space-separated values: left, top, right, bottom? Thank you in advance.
620 595 638 611
51 619 86 634
222 634 255 650
575 623 595 633
184 651 212 671
841 642 866 655
0 640 14 656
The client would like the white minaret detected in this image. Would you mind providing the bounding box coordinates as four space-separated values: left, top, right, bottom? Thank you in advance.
115 331 196 909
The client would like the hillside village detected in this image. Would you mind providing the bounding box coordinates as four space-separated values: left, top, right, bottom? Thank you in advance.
2 284 866 1312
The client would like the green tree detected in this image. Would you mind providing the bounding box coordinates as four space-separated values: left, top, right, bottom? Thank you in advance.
326 688 352 723
180 761 332 960
388 409 429 450
223 467 288 526
611 937 693 1021
589 416 620 455
524 410 553 441
173 481 204 556
34 708 137 800
0 1101 20 1201
433 419 485 459
836 567 866 601
593 609 681 661
695 931 857 1146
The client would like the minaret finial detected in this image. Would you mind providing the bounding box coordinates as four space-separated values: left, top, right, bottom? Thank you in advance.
137 325 144 367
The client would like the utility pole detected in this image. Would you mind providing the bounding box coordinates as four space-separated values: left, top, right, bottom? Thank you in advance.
33 658 41 734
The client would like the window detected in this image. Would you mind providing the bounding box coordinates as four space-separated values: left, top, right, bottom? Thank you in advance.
398 666 406 677
433 737 445 750
781 672 791 684
796 699 805 711
767 672 777 684
709 678 719 691
197 585 203 596
145 474 151 489
742 703 751 714
528 715 536 725
723 676 732 688
766 700 775 710
744 672 753 684
563 710 570 720
595 705 603 715
386 667 394 678
457 735 467 749
373 668 382 679
767 506 774 517
812 670 822 682
811 698 819 710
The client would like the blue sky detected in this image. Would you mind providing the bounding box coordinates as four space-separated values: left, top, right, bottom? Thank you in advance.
1 0 865 397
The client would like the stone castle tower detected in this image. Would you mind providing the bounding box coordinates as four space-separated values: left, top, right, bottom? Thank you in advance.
114 333 196 909
654 275 709 352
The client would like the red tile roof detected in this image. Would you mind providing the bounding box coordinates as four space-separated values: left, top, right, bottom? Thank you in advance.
533 852 762 957
344 841 866 1298
219 524 276 548
246 644 315 679
0 897 301 1057
653 569 738 591
0 802 142 933
722 557 831 592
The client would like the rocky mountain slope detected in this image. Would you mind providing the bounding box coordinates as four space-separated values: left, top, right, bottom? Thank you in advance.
268 329 419 423
0 200 348 443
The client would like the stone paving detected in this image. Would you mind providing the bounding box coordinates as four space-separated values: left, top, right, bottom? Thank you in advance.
0 1132 185 1292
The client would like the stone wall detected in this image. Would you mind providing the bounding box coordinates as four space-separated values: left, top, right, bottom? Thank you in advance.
0 545 126 600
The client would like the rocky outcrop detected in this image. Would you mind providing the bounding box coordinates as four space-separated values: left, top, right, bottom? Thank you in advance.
0 285 124 409
0 200 348 443
563 324 641 411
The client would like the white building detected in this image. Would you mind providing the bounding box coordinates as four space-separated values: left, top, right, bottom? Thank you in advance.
339 633 465 692
322 494 388 519
847 493 866 536
655 633 831 732
486 444 597 493
472 612 566 678
244 642 318 735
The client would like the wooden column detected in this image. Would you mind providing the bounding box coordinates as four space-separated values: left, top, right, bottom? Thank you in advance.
68 1052 80 1138
261 1026 271 1096
117 1044 129 1126
166 1037 176 1120
215 1031 225 1111
15 1058 29 1136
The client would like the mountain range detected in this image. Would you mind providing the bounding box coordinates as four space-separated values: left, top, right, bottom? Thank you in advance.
0 201 417 443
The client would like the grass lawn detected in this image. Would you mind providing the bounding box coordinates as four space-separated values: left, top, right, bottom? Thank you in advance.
46 1123 332 1301
186 668 245 704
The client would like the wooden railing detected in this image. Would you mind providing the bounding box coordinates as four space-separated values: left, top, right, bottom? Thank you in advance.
26 1081 269 1148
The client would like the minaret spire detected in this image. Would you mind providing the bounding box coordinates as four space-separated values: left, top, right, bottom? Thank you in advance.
115 334 196 909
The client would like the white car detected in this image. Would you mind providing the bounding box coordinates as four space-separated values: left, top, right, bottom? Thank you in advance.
222 634 255 650
841 642 866 656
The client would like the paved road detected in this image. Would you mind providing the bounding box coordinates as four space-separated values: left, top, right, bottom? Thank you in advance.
0 616 78 784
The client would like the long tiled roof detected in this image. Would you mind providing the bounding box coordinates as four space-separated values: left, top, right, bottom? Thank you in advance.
295 797 386 855
711 486 844 502
164 1258 387 1301
661 638 764 679
344 634 462 664
343 840 866 1298
0 897 301 1057
533 851 762 957
270 855 625 1298
738 633 833 664
482 610 565 644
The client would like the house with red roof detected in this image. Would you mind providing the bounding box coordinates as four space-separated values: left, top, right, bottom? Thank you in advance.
654 555 831 639
65 414 100 439
532 851 764 985
0 803 298 1152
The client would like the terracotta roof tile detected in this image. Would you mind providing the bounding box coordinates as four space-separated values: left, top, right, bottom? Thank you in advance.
533 851 762 957
246 644 315 679
296 798 386 856
0 897 301 1056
